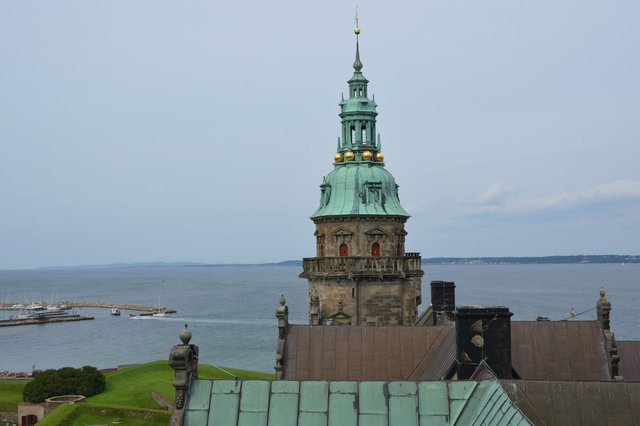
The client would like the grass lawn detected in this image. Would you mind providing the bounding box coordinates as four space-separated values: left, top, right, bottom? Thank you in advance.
37 403 170 426
0 360 274 424
0 380 27 412
87 360 274 410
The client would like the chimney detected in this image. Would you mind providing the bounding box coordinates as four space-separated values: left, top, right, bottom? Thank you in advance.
455 306 513 379
430 281 455 325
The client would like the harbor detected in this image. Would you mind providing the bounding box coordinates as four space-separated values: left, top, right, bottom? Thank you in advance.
0 301 176 314
0 301 177 327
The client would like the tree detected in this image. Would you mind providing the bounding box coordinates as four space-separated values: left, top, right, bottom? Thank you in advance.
23 366 106 403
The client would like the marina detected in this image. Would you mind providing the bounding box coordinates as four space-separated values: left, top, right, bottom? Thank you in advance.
0 301 176 327
0 301 176 314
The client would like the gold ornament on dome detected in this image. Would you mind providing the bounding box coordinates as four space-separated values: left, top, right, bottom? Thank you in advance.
362 150 372 161
375 152 384 162
334 153 344 162
345 151 355 161
354 27 361 35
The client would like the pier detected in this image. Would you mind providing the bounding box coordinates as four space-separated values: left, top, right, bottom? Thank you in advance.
0 301 176 314
0 315 94 327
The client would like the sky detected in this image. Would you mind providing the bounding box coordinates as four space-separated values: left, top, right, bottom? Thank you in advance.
1 1 639 269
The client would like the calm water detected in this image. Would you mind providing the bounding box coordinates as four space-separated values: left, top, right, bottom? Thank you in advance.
0 264 638 373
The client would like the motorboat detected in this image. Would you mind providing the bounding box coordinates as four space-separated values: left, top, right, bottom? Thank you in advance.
110 307 121 316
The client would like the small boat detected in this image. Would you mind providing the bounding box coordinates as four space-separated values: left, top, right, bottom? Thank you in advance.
10 313 30 321
152 311 167 317
110 308 121 316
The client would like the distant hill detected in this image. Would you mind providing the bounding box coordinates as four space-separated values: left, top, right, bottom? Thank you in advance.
423 255 639 265
36 255 638 270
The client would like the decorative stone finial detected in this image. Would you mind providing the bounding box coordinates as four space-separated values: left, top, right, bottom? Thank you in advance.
279 295 286 306
600 288 606 298
179 324 192 345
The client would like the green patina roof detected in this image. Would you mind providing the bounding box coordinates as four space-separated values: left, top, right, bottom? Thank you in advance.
311 163 409 218
183 379 532 426
312 37 409 219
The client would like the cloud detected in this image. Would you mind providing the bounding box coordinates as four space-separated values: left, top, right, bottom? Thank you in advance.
474 183 515 206
468 180 640 216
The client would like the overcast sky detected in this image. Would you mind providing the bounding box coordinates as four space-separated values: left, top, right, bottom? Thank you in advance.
1 1 639 269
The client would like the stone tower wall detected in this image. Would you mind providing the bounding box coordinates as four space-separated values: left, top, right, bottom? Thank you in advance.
312 216 407 258
307 277 421 326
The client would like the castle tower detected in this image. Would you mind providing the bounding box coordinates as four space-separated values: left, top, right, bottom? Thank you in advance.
300 24 423 326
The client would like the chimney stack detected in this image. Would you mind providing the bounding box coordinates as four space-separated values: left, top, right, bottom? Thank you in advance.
455 306 513 379
430 281 455 325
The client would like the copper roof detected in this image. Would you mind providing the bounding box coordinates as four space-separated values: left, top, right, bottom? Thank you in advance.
511 321 611 381
282 325 453 381
501 380 640 426
183 379 533 426
618 341 640 382
282 320 612 382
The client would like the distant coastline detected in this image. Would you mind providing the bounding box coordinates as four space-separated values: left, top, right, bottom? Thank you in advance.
31 255 639 270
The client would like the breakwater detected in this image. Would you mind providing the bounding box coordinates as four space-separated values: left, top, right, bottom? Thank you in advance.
0 315 94 327
0 301 176 314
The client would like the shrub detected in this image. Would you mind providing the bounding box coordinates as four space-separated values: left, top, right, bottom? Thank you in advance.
23 366 106 403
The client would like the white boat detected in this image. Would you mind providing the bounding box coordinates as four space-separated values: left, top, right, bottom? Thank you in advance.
152 311 167 317
10 313 30 320
110 308 121 316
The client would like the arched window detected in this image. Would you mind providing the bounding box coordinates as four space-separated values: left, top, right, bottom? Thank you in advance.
361 125 366 143
372 242 380 257
339 244 349 257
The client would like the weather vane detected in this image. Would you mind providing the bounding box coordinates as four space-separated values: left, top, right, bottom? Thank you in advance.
354 7 361 36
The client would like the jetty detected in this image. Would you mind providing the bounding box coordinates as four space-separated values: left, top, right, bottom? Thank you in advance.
0 315 94 327
0 301 176 314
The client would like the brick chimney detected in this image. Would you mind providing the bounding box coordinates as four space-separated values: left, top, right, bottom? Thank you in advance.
430 280 455 325
455 306 513 379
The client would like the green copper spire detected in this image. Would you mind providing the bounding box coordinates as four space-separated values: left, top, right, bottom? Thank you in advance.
311 26 409 219
353 40 363 72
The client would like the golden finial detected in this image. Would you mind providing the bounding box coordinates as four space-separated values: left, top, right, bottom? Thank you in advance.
334 152 344 163
362 150 372 161
345 151 355 161
354 7 361 35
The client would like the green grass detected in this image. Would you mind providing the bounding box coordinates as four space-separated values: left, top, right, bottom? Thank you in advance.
37 403 170 426
0 360 274 426
0 360 274 422
87 360 274 410
35 403 78 426
0 380 27 411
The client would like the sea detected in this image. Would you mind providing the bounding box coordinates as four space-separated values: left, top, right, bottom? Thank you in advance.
0 263 638 374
